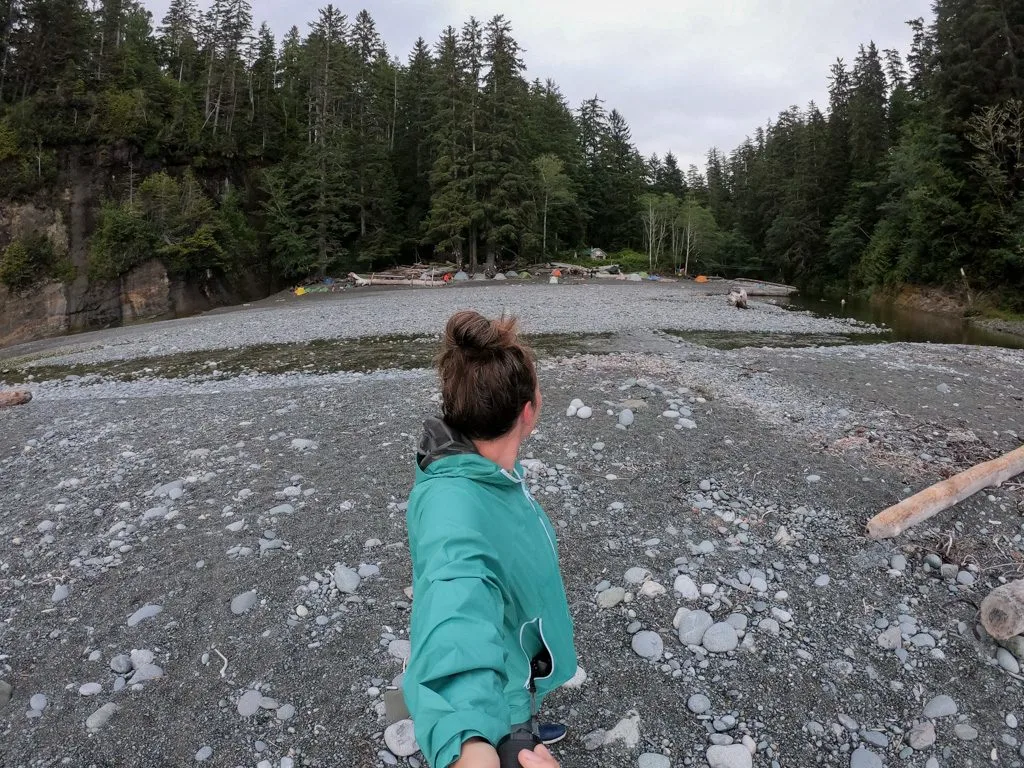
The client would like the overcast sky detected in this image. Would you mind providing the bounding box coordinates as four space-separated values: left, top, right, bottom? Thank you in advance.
146 0 935 167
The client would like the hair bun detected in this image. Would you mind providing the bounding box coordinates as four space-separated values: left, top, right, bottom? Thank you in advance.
444 310 517 352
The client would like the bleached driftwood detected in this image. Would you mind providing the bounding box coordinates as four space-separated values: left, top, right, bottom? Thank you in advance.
348 272 444 287
981 580 1024 641
866 444 1024 539
0 390 31 408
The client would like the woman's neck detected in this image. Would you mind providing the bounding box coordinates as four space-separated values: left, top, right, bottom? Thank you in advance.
473 435 520 472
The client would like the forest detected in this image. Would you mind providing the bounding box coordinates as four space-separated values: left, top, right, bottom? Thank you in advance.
0 0 1022 310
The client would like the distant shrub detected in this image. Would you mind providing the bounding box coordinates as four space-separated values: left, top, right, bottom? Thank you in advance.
0 234 61 292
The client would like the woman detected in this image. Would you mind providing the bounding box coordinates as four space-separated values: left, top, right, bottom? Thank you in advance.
403 310 577 768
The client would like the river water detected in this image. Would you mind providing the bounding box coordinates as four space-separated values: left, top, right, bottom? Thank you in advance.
784 296 1024 350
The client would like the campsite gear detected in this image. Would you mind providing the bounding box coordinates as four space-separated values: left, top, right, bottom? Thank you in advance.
403 417 577 768
549 276 558 284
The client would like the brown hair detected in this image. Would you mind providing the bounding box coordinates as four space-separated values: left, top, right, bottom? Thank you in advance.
438 310 538 440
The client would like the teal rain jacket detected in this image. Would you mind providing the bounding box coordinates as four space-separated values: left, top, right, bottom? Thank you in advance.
403 418 577 768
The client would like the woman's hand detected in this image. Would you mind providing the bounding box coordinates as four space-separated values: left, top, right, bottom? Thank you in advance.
518 744 560 767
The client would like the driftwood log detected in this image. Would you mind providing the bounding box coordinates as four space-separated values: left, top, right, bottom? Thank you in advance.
867 444 1024 539
0 390 32 408
981 580 1024 641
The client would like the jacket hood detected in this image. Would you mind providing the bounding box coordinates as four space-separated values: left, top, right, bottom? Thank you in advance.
416 417 520 485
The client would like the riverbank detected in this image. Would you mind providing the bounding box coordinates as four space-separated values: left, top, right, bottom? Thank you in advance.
2 284 1023 768
879 284 1024 340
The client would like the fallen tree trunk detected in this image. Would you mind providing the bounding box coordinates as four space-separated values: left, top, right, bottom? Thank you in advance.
348 272 444 288
0 390 32 408
867 444 1024 539
981 580 1024 640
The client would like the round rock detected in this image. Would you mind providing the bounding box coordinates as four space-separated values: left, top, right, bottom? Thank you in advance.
195 746 213 762
576 406 593 419
909 721 936 750
230 590 258 615
702 622 739 653
388 639 412 662
618 409 635 427
29 694 47 711
677 610 714 646
706 744 752 768
384 719 419 757
673 575 700 600
631 631 664 660
624 567 651 585
850 748 883 768
86 702 119 731
687 693 711 714
923 694 957 718
638 754 671 768
237 689 262 717
597 587 626 609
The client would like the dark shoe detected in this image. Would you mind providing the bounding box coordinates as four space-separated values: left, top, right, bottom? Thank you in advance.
538 722 567 745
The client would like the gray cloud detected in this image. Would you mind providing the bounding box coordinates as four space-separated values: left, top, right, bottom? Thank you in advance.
144 0 934 166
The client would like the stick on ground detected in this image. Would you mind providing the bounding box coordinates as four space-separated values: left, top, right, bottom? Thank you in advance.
866 444 1024 540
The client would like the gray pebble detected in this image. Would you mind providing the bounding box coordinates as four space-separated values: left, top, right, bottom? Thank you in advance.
597 587 625 609
51 585 69 603
195 746 213 762
126 603 162 627
877 627 902 650
618 409 635 427
702 622 739 653
706 744 752 768
814 574 831 587
678 610 714 645
956 570 976 586
687 693 711 714
78 683 102 696
631 631 664 660
862 731 888 748
0 680 11 708
85 703 119 730
998 647 1021 674
954 723 978 740
29 694 47 711
923 694 958 718
230 590 258 615
237 689 262 717
110 655 132 674
638 754 671 768
849 748 883 768
276 704 296 721
890 554 908 572
388 639 412 662
909 721 936 750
